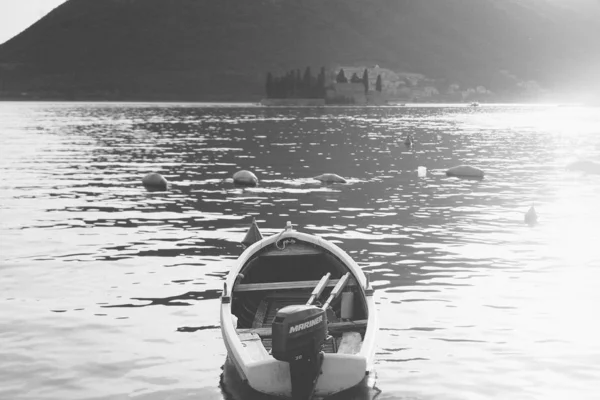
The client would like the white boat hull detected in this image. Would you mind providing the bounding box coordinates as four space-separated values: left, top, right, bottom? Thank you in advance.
221 296 378 397
220 226 378 397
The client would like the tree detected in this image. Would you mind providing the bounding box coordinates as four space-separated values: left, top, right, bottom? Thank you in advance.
316 66 326 98
376 74 382 92
362 68 369 93
302 66 312 97
286 71 295 98
271 76 279 98
265 72 273 98
294 69 302 98
336 68 348 83
350 72 362 83
277 76 286 98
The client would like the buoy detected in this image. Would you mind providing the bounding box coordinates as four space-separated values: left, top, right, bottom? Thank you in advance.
524 204 537 225
418 166 427 178
446 165 484 178
314 173 347 184
142 172 168 191
233 170 258 187
404 134 413 146
566 160 600 174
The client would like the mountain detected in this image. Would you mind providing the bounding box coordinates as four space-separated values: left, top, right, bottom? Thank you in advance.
0 0 599 102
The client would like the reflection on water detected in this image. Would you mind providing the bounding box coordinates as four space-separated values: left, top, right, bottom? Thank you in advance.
1 102 600 400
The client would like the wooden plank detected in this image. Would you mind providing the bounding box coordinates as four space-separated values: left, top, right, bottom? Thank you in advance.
260 244 324 257
261 336 337 354
264 296 309 326
235 278 356 293
238 332 259 341
237 319 368 338
252 298 269 328
337 331 362 354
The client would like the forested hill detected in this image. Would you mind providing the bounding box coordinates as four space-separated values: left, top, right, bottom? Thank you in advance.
0 0 599 102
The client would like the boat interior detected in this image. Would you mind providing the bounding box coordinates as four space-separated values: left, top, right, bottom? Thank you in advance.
231 239 368 359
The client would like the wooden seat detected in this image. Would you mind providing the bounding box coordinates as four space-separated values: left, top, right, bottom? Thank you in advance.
237 319 367 338
252 299 269 328
337 331 362 354
234 278 356 293
261 335 338 354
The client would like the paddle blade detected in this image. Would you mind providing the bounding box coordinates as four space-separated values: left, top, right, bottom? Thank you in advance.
241 218 263 247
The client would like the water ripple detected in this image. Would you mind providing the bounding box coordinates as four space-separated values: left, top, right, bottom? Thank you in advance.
1 102 600 400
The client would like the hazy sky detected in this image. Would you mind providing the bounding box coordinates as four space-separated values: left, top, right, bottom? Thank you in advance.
0 0 67 45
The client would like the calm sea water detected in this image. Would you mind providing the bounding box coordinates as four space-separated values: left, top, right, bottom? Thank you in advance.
1 102 599 400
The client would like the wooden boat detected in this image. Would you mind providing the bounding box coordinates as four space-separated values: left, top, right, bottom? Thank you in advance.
220 220 378 400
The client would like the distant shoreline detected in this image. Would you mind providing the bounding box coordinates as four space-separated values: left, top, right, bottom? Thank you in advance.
1 95 586 107
0 99 586 108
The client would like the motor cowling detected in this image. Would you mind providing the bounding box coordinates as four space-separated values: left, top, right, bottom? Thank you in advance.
272 305 327 400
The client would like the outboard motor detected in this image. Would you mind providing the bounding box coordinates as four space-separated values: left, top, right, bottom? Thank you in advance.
272 305 327 400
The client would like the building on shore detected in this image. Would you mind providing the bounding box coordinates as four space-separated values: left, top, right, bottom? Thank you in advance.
325 82 386 105
260 65 387 106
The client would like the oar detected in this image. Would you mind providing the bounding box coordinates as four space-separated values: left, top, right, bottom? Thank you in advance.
306 273 331 306
321 272 350 310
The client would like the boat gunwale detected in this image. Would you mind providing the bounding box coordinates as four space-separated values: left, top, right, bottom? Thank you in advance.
224 229 369 297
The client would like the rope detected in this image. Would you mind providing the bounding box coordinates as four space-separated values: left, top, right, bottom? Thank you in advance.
274 222 295 250
275 228 287 250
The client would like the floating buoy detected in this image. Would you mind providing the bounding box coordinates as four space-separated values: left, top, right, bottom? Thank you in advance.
233 170 258 187
404 134 413 146
446 165 484 178
142 172 168 191
566 160 600 174
524 204 537 225
418 166 427 178
314 173 347 184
